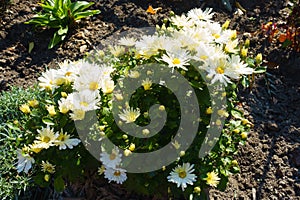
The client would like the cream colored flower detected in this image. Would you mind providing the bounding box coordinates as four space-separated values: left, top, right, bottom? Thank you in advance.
41 161 55 174
19 104 30 114
204 171 220 187
118 107 140 123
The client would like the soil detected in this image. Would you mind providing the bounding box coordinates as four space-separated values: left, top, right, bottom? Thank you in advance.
0 0 300 199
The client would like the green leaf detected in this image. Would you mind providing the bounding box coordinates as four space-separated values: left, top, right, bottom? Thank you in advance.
282 39 292 48
57 26 68 35
54 176 65 192
254 66 267 74
42 117 55 125
28 42 34 53
70 1 94 13
230 109 242 119
48 30 65 49
73 10 100 20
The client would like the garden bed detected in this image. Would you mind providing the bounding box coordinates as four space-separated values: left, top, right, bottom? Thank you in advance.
0 0 299 199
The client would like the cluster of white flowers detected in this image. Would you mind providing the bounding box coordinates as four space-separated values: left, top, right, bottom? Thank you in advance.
99 148 127 184
119 8 254 86
17 125 81 173
38 60 115 120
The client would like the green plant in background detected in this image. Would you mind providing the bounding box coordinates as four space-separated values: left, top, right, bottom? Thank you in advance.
25 0 100 49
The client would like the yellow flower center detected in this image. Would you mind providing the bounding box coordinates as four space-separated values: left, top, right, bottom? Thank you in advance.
42 136 51 143
80 101 89 107
65 71 72 76
200 55 208 60
178 169 187 178
212 33 220 39
114 170 121 176
216 67 224 74
172 58 181 65
110 153 116 160
89 82 99 91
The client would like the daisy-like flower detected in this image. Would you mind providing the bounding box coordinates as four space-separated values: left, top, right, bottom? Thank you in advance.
118 36 137 47
71 90 100 112
38 69 60 91
187 8 214 22
141 78 152 90
118 107 140 123
203 171 220 187
41 160 56 174
224 39 239 54
170 14 193 28
58 97 73 114
34 125 59 149
104 167 127 184
167 163 197 191
128 70 140 78
100 148 122 168
227 55 254 79
54 130 81 150
70 109 85 121
108 45 125 57
160 49 190 71
101 78 115 94
202 57 233 86
74 63 103 92
56 60 80 84
16 147 35 173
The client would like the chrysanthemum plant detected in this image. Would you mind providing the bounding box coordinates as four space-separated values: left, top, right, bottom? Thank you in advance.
14 8 265 199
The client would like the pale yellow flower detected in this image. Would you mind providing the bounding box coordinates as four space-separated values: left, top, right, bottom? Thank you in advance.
204 171 220 187
28 100 39 107
20 104 31 114
41 160 56 174
142 78 152 90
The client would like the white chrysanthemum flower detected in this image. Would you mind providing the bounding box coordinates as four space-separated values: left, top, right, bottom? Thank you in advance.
55 131 81 150
101 78 115 94
184 26 214 44
70 109 85 121
167 163 197 191
74 63 103 92
56 60 80 83
187 8 214 22
135 35 161 58
118 36 137 47
108 45 126 57
38 69 60 91
193 42 216 62
104 167 127 184
160 49 190 71
203 58 232 86
71 90 100 111
224 39 239 54
34 125 59 149
118 107 140 123
16 147 35 173
170 14 193 28
227 55 254 79
58 97 73 114
99 65 115 78
100 148 122 168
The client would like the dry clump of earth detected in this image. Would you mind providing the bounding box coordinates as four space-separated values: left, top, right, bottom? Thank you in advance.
0 0 299 199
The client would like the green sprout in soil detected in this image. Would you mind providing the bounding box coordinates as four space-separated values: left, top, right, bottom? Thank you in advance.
25 0 100 49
